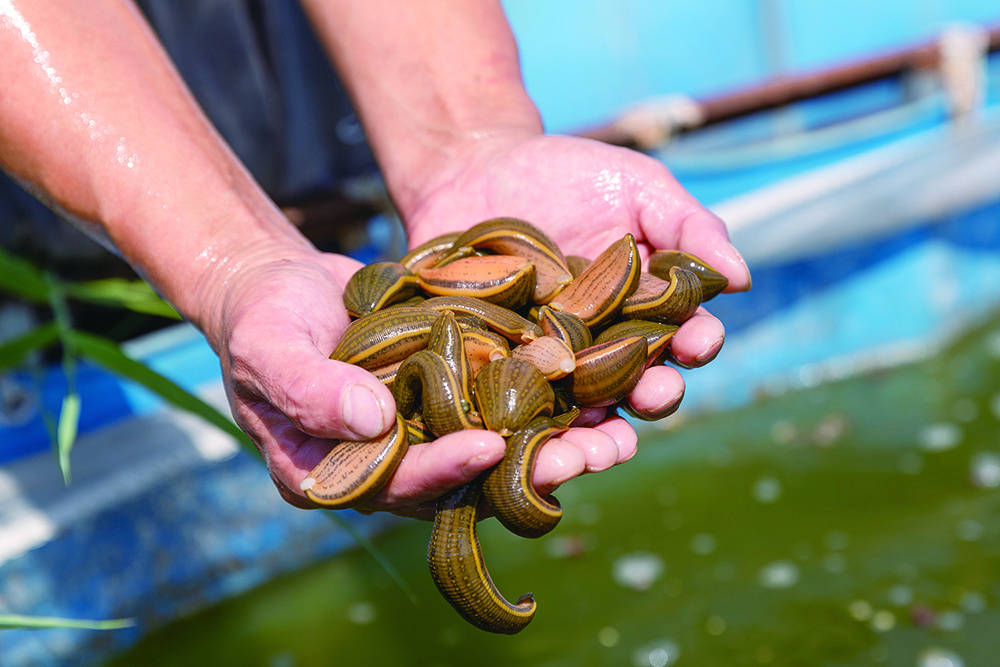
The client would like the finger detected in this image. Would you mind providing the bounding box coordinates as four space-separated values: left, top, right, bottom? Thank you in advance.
231 324 397 441
592 417 640 464
555 427 621 474
669 306 724 368
675 209 752 292
366 429 505 509
531 437 587 494
636 174 751 292
628 365 685 421
231 397 336 508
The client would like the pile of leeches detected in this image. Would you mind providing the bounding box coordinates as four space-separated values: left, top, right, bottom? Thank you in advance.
299 218 728 634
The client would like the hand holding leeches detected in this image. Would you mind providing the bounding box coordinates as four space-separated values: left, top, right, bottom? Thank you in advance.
214 146 750 516
0 0 749 517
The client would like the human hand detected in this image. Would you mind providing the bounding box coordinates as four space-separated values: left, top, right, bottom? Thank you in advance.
403 132 752 486
208 244 508 515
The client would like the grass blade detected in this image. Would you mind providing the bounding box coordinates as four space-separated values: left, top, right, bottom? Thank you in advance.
0 614 134 630
56 391 81 485
0 245 50 302
0 322 59 372
64 279 181 320
66 330 250 447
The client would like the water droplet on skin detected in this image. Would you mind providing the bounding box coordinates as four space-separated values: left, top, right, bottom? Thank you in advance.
917 647 965 667
690 533 716 555
613 552 664 591
631 640 681 667
758 561 799 589
919 423 962 452
969 452 1000 488
346 601 376 625
753 476 782 503
597 626 620 647
849 599 873 621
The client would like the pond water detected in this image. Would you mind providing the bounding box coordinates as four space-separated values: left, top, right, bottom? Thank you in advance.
109 313 1000 667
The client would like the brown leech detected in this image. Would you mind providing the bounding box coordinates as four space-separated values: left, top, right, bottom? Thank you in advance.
565 336 647 407
427 477 536 634
548 234 641 328
482 416 568 539
301 413 408 508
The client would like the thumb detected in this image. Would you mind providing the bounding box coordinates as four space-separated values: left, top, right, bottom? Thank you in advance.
234 335 397 442
636 175 751 292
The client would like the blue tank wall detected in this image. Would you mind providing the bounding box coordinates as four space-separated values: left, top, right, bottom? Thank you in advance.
503 0 1000 132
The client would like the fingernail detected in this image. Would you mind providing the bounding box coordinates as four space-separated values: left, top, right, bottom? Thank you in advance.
730 245 752 290
341 383 389 439
695 335 724 364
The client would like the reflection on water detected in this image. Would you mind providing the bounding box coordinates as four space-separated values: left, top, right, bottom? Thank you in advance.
110 314 1000 667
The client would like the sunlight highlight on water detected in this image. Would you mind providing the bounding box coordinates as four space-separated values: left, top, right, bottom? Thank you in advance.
970 452 1000 488
758 560 799 589
346 601 376 625
690 533 716 555
631 639 680 667
917 648 965 667
918 423 962 452
752 476 782 503
888 584 913 606
870 609 895 632
597 626 620 647
613 552 664 591
848 599 873 621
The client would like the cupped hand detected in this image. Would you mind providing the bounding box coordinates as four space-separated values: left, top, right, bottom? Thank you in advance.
404 132 752 484
210 245 509 515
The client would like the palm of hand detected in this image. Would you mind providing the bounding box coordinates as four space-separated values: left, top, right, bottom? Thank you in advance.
221 135 748 515
406 134 731 269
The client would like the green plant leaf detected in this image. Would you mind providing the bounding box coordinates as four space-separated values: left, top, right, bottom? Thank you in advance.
0 245 50 302
0 322 59 372
56 391 81 485
64 279 181 320
0 614 134 630
65 330 251 448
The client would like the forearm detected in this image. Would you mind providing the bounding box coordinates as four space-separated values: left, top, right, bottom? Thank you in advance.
301 0 543 218
0 1 309 343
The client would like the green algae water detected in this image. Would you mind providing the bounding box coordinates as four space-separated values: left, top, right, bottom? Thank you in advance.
110 315 1000 667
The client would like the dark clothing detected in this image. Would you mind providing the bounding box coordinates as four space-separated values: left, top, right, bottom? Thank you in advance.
0 0 376 259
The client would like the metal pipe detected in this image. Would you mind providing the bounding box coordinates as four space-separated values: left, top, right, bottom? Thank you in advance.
580 23 1000 147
